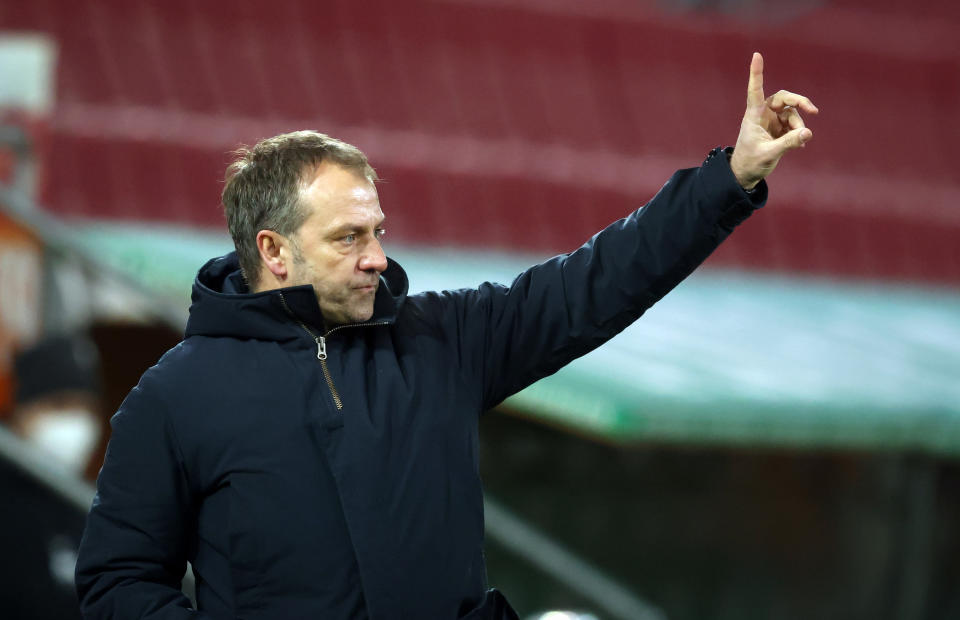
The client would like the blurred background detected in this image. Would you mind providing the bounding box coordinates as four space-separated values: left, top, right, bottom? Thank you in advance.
1 0 958 618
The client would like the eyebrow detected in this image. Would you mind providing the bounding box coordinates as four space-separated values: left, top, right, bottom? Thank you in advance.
327 219 386 238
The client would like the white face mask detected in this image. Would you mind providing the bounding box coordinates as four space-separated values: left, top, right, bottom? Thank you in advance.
23 409 100 475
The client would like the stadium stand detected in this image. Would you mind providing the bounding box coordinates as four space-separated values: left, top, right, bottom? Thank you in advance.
1 0 958 282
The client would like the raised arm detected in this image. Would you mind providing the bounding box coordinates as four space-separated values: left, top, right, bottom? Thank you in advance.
434 54 817 409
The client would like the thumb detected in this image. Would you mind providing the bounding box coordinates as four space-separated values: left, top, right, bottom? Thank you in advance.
770 126 813 155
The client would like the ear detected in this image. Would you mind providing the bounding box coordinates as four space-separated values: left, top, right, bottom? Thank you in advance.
255 230 291 280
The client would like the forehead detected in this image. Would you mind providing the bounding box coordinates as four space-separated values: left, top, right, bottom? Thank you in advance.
299 162 382 229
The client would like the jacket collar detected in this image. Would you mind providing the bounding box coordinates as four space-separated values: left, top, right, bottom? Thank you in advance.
185 252 408 341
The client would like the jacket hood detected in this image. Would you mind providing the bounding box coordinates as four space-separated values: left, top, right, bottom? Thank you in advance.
184 252 409 341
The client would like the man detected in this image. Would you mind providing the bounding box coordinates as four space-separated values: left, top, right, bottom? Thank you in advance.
9 334 102 477
75 53 816 619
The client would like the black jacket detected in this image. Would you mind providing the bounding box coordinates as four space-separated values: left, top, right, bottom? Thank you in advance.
75 148 765 619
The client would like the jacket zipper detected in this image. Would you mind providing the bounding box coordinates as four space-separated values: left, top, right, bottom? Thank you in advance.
278 292 388 411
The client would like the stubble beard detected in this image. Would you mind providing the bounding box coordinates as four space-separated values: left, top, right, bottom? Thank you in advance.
290 247 375 326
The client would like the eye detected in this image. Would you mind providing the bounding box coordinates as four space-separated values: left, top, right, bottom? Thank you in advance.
342 233 356 244
375 228 386 240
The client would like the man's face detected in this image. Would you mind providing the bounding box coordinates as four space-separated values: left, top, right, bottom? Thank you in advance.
287 163 387 327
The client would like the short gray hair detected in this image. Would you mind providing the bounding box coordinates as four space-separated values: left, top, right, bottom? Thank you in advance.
221 130 378 287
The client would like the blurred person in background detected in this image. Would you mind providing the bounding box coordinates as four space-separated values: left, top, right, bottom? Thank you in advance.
1 333 99 620
0 333 101 619
9 333 103 478
75 53 816 620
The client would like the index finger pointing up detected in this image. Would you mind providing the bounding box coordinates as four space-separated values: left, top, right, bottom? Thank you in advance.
747 52 765 108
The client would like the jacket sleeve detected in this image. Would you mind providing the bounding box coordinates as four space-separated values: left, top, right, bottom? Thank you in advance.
442 147 766 410
75 378 209 619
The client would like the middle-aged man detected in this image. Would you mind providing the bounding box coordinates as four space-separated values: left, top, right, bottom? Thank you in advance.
76 53 817 619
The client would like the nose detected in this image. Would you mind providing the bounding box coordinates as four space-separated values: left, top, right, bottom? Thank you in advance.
360 238 388 274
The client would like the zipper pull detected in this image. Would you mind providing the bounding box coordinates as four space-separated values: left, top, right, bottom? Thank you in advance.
315 336 327 360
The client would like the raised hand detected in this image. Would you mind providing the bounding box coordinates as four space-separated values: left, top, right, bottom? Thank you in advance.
729 52 818 190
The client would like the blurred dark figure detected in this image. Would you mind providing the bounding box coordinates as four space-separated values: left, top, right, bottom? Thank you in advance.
9 334 102 477
0 333 100 619
0 453 86 619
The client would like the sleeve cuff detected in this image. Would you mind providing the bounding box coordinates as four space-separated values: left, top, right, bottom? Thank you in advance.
700 146 767 230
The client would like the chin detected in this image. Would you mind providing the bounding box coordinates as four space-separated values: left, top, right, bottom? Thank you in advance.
336 307 375 326
355 309 375 323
